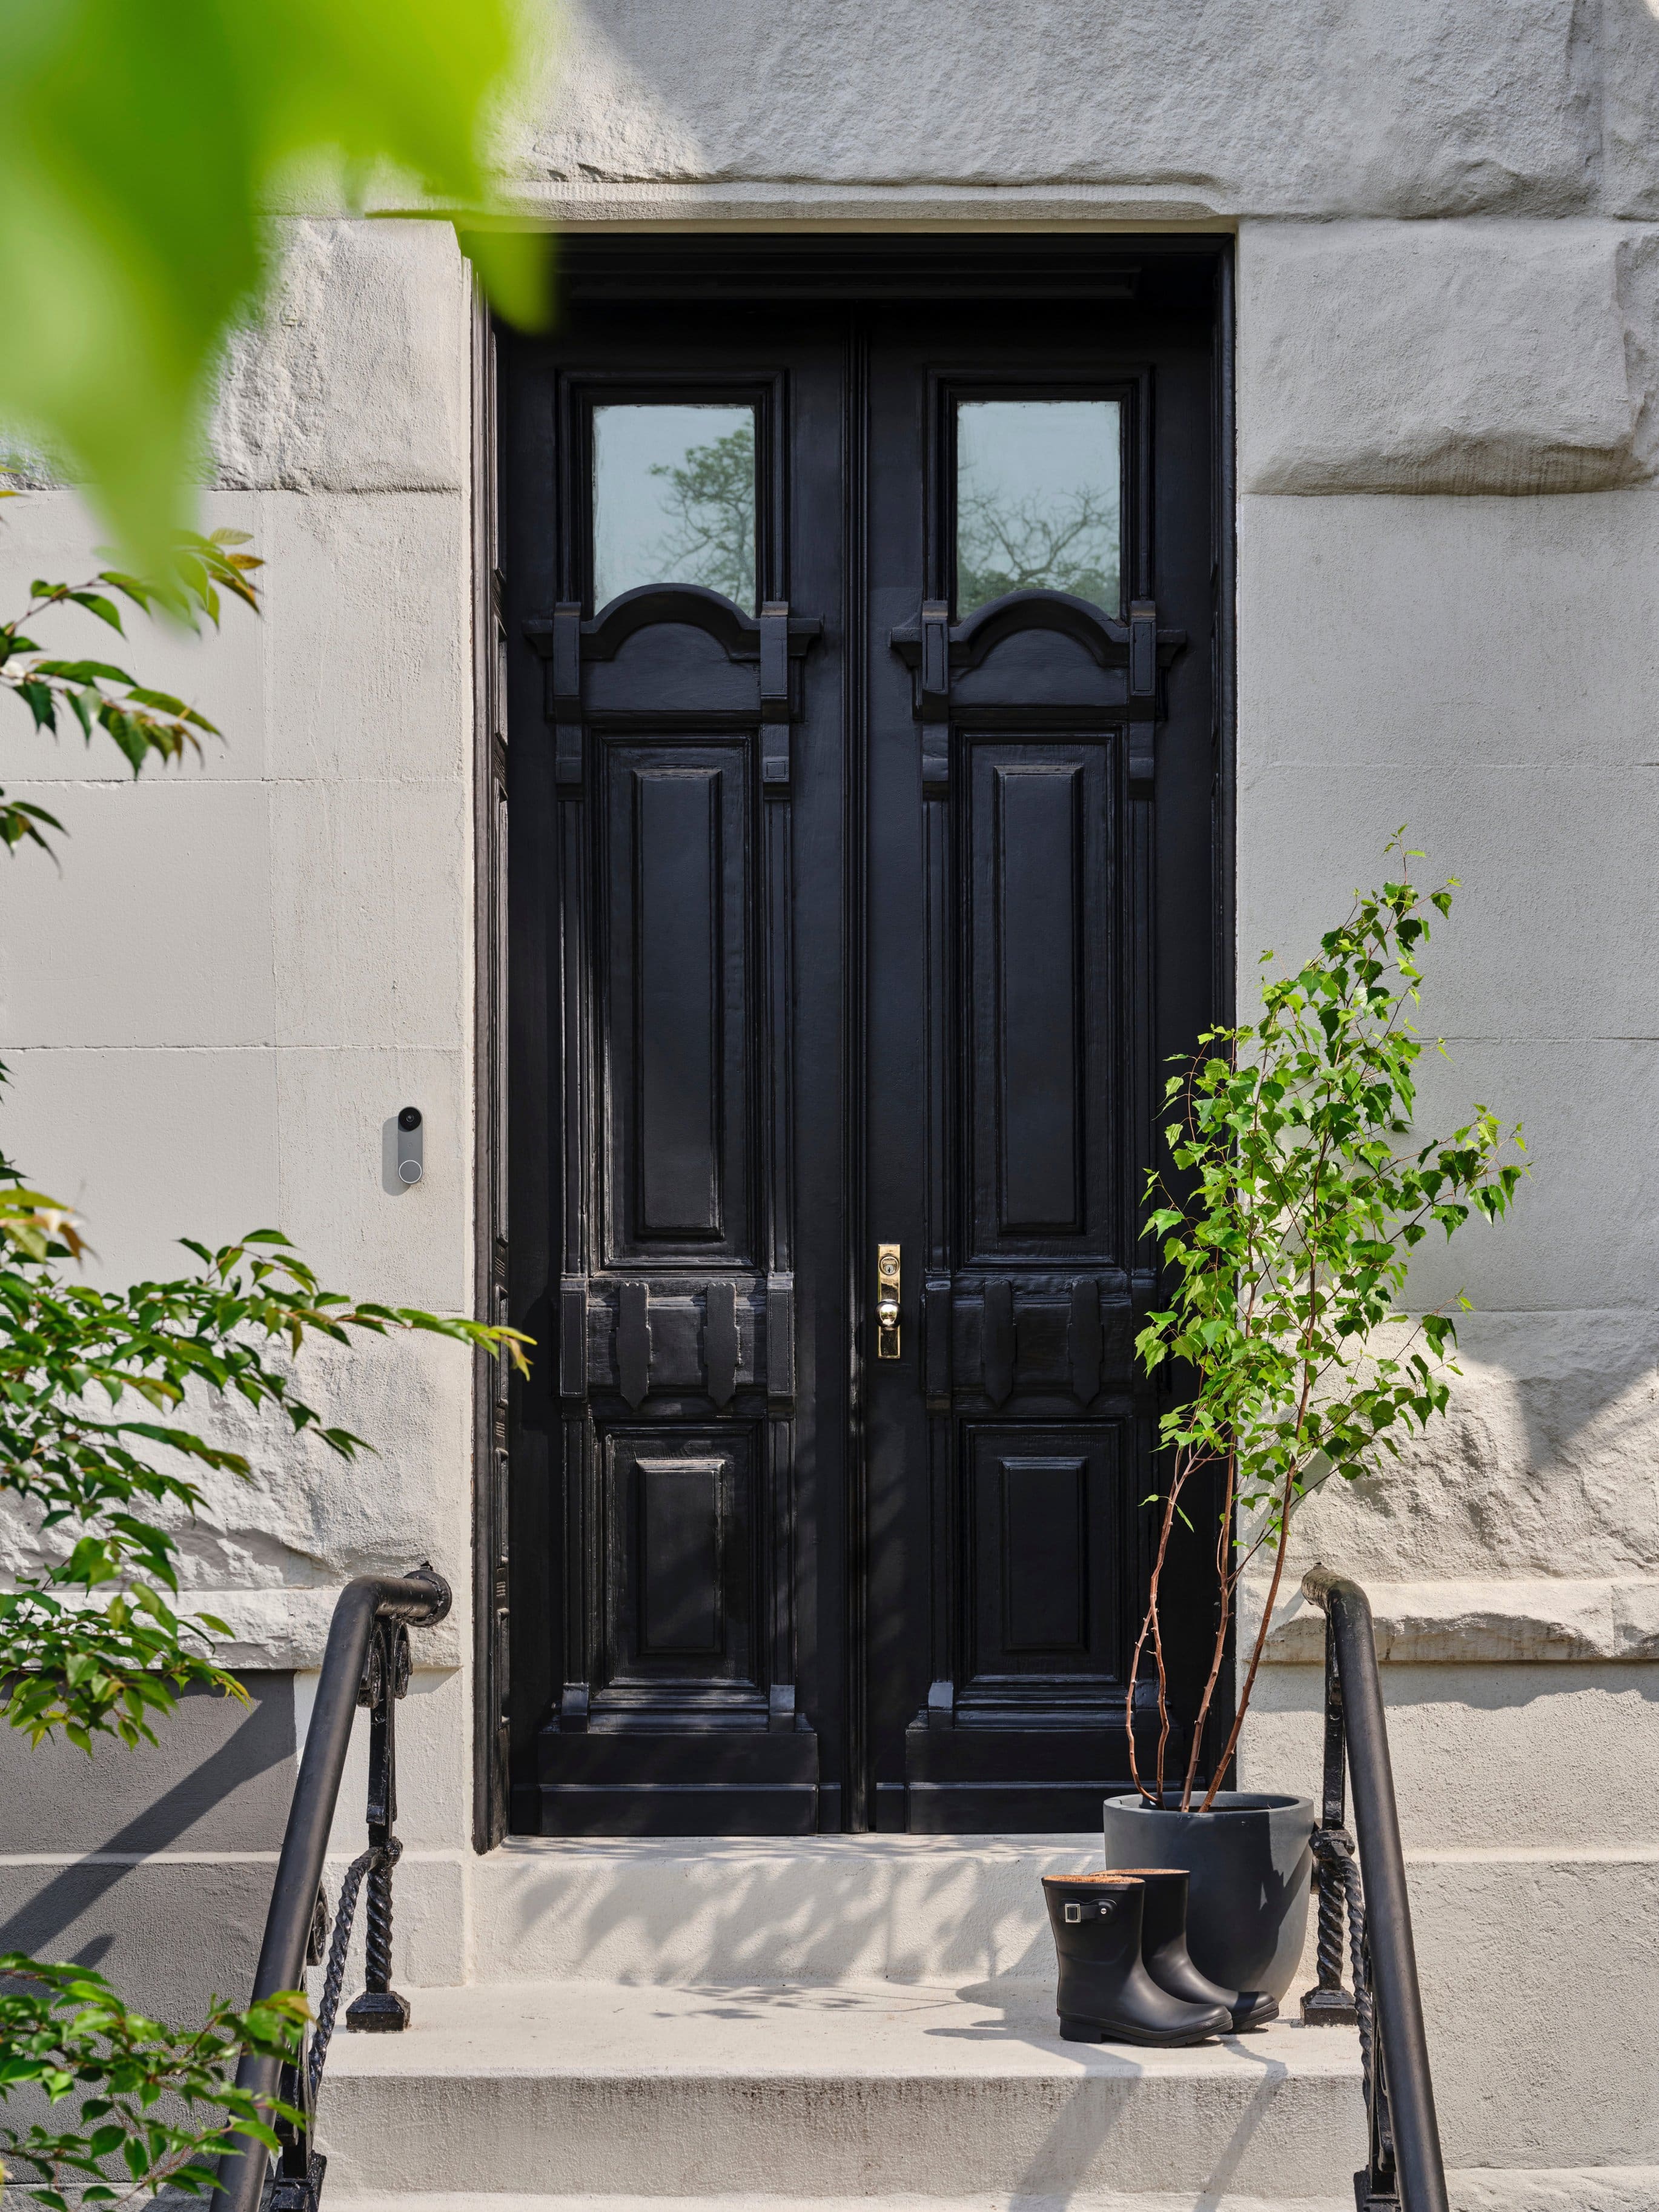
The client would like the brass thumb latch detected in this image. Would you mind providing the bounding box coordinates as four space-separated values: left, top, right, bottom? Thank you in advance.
876 1243 901 1359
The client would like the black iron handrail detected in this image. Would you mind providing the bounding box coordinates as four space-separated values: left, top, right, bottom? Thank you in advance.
1297 1565 1448 2212
211 1566 451 2212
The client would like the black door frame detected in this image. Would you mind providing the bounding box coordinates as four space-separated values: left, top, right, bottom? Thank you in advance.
474 233 1237 1848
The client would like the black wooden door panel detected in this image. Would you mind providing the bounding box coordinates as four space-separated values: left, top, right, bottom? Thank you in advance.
966 1426 1122 1688
967 740 1119 1263
601 741 753 1264
604 1427 756 1695
502 242 1226 1837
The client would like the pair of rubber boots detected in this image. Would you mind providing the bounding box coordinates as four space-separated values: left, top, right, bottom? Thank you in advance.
1041 1867 1278 2046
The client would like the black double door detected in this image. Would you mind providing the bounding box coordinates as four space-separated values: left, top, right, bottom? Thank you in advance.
502 240 1226 1836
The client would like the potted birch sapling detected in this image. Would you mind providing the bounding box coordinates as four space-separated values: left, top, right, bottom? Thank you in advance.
1082 844 1523 2033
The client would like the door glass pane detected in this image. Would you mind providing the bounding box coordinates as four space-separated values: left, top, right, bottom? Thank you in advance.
592 403 757 611
955 399 1121 618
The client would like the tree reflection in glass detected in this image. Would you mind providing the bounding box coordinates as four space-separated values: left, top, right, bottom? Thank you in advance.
955 399 1121 618
592 402 758 611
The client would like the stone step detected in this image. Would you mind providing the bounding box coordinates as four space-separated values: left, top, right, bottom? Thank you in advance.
325 2177 1659 2212
314 1981 1365 2203
329 2198 1351 2212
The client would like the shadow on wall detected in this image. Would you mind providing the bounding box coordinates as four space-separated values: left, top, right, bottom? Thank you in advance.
0 1674 295 2016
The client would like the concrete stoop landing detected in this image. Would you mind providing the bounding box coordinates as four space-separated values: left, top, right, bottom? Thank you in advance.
316 1981 1363 2205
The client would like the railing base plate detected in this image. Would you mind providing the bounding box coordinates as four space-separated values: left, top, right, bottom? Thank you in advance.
263 2151 326 2212
346 1988 411 2032
1303 1985 1359 2025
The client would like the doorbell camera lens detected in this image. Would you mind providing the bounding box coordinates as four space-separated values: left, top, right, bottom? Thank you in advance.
398 1107 422 1132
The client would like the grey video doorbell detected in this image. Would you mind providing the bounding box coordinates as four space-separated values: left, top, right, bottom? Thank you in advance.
397 1106 423 1185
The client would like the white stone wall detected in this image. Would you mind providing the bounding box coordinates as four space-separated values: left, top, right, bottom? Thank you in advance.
0 220 483 1977
4 0 1659 2184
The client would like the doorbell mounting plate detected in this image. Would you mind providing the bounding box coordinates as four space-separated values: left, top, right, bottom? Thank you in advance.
397 1106 423 1185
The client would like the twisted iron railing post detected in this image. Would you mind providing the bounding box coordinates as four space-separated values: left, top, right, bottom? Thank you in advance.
345 1614 411 2031
211 1566 450 2212
1303 1611 1359 2025
1301 1565 1448 2212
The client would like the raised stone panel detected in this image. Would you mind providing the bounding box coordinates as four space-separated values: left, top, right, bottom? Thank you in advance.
211 219 472 493
520 0 1600 219
1239 221 1644 495
1251 1584 1659 1668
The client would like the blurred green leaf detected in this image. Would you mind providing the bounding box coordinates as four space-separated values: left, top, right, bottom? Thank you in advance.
0 0 548 571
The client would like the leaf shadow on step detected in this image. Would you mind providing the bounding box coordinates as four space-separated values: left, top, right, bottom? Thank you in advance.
636 1981 966 2021
492 1836 1091 1985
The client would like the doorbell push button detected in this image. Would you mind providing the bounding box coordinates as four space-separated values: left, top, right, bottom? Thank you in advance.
396 1106 423 1185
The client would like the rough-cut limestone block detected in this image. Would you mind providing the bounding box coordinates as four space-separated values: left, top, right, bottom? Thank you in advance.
1 1321 474 1661
1203 1300 1659 1601
181 1588 463 1671
1216 1310 1659 1584
1236 487 1659 773
1248 1661 1659 1849
1249 1578 1659 1665
1239 222 1644 495
1602 0 1659 216
518 0 1598 219
211 220 471 493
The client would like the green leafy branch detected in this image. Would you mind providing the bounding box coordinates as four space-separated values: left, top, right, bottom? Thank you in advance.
0 1959 304 2212
0 1187 529 1750
0 522 261 857
1131 836 1526 1810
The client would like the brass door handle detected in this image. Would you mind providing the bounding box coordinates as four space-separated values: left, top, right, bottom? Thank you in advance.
876 1243 901 1359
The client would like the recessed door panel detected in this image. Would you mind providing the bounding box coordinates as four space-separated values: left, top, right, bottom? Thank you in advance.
604 1429 754 1689
967 741 1119 1262
968 1426 1122 1687
601 743 753 1264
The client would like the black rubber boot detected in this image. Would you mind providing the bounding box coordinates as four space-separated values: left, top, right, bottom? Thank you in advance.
1041 1875 1231 2047
1118 1866 1279 2032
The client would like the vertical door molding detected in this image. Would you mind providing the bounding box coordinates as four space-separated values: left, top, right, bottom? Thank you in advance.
471 278 512 1850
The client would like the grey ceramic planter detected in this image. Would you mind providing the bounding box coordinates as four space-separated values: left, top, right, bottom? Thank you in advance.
1101 1790 1316 2005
